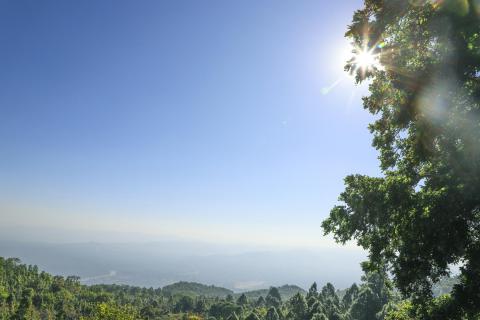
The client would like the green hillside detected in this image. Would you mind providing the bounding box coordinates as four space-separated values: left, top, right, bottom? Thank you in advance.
240 284 306 301
1 256 465 319
162 281 233 298
0 256 400 319
160 282 305 300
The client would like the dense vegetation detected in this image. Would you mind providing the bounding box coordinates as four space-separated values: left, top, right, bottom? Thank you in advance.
3 1 479 319
323 0 480 319
238 286 305 302
161 282 233 299
0 257 400 320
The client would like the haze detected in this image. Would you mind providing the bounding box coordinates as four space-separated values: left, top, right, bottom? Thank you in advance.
0 0 377 290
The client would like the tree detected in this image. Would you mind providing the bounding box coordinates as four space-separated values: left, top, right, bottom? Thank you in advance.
330 311 345 320
288 293 307 320
311 313 328 320
320 283 339 306
209 302 241 320
236 293 248 307
244 312 260 320
194 297 207 314
255 296 265 307
140 304 159 319
265 307 280 320
81 302 138 320
350 288 382 320
306 282 319 310
316 283 342 320
14 288 39 320
307 282 318 300
308 300 324 319
266 287 282 308
175 296 195 313
384 301 414 320
322 0 480 318
226 312 239 320
342 283 359 311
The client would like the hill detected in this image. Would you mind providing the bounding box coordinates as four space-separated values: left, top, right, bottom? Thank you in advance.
240 284 306 300
0 240 366 289
161 282 306 300
0 256 421 320
162 281 234 298
0 256 323 319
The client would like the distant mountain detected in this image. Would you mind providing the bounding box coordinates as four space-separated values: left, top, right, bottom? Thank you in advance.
0 239 366 289
97 271 458 304
161 281 306 300
162 281 233 298
240 284 306 300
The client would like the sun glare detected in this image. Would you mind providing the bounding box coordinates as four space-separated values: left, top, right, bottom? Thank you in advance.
352 46 379 73
356 50 375 69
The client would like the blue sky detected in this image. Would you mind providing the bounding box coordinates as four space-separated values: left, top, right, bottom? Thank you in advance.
0 0 379 247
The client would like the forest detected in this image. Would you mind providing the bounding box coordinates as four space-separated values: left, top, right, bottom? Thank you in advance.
2 0 480 319
0 257 458 320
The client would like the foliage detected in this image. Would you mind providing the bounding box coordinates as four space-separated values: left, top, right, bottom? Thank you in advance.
322 0 480 318
240 285 305 302
265 307 279 320
287 293 307 320
384 301 414 320
0 257 399 320
236 294 248 307
163 282 233 299
265 287 282 309
244 312 260 320
80 303 138 320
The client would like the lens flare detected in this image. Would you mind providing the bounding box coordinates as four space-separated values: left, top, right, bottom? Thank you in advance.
352 46 379 72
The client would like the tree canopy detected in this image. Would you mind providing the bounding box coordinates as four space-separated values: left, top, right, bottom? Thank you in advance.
322 0 480 318
0 256 399 320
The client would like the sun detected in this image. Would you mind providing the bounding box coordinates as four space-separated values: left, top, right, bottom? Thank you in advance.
352 46 379 72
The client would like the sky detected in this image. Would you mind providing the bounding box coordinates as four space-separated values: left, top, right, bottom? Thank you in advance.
0 0 380 249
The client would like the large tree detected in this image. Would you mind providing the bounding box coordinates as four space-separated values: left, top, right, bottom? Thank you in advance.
266 287 282 309
322 0 480 318
288 293 308 320
348 271 392 320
